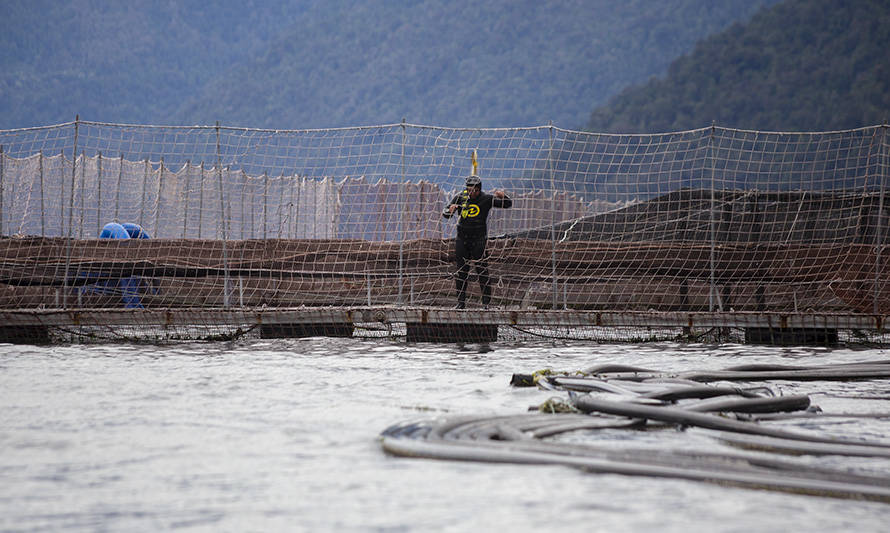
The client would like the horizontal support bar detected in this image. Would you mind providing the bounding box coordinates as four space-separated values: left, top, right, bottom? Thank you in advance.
0 307 884 331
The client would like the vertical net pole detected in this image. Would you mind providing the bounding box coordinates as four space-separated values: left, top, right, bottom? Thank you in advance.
296 176 302 239
198 162 205 239
876 124 888 315
244 170 258 239
78 150 85 239
263 172 268 239
183 161 191 238
96 152 103 237
155 157 164 237
239 169 246 240
549 122 558 309
39 150 45 236
1 144 5 236
115 154 123 222
249 171 256 239
288 178 296 239
399 119 406 305
708 124 717 312
216 123 230 307
225 166 232 238
59 150 66 237
63 116 80 308
140 158 149 228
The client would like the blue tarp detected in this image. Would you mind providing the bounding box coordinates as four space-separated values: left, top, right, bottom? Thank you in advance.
80 223 153 308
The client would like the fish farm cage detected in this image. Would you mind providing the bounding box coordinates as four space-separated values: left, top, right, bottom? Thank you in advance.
0 119 887 344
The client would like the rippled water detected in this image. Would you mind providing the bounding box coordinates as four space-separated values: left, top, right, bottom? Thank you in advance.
2 338 890 532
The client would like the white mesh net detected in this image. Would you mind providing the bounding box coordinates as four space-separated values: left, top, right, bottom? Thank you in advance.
0 121 886 343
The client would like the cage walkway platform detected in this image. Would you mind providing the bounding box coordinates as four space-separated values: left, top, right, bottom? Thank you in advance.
0 307 884 344
1 307 885 328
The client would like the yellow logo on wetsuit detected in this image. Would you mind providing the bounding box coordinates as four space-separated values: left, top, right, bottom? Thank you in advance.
461 204 480 218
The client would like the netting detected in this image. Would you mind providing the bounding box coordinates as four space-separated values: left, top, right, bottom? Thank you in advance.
0 120 887 343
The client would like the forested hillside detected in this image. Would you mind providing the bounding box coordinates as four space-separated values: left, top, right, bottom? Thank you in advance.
174 0 774 129
586 0 890 133
0 0 773 130
0 0 311 129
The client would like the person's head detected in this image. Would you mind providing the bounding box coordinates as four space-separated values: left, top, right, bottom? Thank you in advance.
465 174 482 198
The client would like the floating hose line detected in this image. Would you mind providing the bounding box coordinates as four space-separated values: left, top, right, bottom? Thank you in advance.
381 414 890 503
570 395 874 446
381 359 890 502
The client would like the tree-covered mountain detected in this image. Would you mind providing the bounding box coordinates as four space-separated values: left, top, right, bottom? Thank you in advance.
174 0 775 129
0 0 314 130
586 0 890 133
0 0 774 130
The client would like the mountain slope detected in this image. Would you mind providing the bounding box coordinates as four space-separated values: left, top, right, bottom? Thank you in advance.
1 0 775 130
0 0 314 129
175 0 774 129
585 0 890 132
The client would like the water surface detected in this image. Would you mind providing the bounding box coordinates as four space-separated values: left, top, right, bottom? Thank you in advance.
2 339 890 531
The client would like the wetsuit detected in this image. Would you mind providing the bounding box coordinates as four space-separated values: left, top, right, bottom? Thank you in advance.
443 190 513 307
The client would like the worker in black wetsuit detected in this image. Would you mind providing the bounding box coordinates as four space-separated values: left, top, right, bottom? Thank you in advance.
442 175 513 309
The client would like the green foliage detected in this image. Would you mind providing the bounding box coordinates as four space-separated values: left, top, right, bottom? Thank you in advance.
0 0 772 130
586 0 890 132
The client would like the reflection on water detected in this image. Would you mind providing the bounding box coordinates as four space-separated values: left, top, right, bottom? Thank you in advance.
2 339 890 531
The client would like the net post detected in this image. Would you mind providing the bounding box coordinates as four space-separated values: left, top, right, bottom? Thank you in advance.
399 118 407 305
249 170 256 239
96 151 103 238
263 171 268 239
182 160 191 238
198 162 205 238
366 271 372 306
155 157 164 237
140 157 149 228
250 172 257 239
548 121 558 310
708 122 717 312
115 154 123 222
216 122 231 307
78 150 85 239
287 175 296 239
39 149 45 236
62 115 80 308
224 166 232 238
239 169 246 240
876 124 888 315
238 276 244 307
0 144 5 236
59 149 65 236
298 175 304 238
